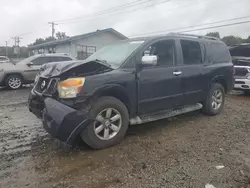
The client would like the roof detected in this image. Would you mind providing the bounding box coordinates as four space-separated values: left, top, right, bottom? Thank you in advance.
32 53 72 57
29 28 128 50
129 33 223 43
229 43 250 49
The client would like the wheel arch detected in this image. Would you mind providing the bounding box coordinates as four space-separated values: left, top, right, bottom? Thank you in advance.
4 72 24 81
209 75 227 93
91 84 131 116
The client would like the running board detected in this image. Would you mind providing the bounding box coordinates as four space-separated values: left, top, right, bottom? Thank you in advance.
130 103 203 125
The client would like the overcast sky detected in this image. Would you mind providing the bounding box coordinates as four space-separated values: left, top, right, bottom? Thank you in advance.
0 0 250 46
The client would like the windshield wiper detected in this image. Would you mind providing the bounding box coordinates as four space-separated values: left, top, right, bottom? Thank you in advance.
94 59 111 67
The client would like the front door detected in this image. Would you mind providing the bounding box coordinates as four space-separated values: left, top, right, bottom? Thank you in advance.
138 39 182 115
24 56 50 81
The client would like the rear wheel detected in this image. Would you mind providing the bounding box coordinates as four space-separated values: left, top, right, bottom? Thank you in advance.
81 97 129 149
5 75 23 90
202 83 225 115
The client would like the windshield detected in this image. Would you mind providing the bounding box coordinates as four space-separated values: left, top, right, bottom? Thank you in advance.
17 56 36 64
87 41 144 69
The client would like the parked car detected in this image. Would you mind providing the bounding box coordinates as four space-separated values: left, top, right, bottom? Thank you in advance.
229 43 250 95
28 33 234 149
0 53 75 89
0 56 10 63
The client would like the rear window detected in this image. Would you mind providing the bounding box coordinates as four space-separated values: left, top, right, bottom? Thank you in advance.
209 43 231 63
0 57 8 61
233 59 250 66
230 46 250 57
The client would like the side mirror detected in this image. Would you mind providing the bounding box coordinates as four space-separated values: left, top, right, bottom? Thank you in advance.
141 55 157 66
27 62 34 67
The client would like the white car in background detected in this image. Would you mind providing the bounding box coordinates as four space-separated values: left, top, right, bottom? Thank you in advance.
0 53 75 90
0 56 10 63
230 43 250 95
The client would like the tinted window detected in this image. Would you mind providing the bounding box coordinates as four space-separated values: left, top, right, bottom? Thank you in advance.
31 57 48 65
0 57 8 61
181 40 202 65
47 57 58 62
144 40 175 67
233 59 250 66
56 57 72 61
230 46 250 57
210 43 231 63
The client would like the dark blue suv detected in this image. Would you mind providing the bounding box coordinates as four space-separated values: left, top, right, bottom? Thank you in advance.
28 33 234 149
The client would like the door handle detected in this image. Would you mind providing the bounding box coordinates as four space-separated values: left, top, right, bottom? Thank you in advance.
173 71 182 76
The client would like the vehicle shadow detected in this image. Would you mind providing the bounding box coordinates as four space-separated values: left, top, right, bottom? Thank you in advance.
33 110 202 155
0 84 33 91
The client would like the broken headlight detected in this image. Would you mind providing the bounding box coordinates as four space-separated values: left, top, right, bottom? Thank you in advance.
57 77 85 99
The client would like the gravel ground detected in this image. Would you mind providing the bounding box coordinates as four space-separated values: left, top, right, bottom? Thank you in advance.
0 88 250 188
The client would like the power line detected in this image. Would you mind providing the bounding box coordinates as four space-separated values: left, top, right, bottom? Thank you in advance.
55 0 148 23
179 20 250 33
57 0 175 24
129 15 250 37
57 0 209 25
129 20 250 37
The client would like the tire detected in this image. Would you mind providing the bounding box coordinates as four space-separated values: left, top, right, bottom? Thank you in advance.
244 90 250 96
202 83 225 116
81 96 129 149
5 75 23 90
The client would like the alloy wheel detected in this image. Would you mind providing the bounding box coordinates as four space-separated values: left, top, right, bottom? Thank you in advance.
8 77 21 89
212 89 223 110
94 108 122 140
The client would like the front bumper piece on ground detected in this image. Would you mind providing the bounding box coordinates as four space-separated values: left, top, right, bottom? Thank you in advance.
29 96 93 145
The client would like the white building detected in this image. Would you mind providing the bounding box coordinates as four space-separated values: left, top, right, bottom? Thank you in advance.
28 28 128 59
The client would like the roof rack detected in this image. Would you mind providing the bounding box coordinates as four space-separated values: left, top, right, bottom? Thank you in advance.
169 33 220 41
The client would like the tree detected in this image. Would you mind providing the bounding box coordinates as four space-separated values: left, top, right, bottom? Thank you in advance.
30 32 69 46
32 36 55 45
206 32 220 39
222 36 243 46
244 36 250 43
56 32 68 40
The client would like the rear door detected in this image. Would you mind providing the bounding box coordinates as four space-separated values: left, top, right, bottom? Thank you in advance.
138 39 183 115
24 57 48 81
177 39 205 105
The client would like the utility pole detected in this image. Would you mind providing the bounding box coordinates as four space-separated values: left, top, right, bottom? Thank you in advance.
16 37 22 46
5 41 8 57
48 22 58 38
12 36 22 46
12 37 17 46
12 36 22 59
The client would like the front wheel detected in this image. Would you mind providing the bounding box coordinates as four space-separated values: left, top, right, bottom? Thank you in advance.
81 97 129 149
202 83 225 116
5 75 23 90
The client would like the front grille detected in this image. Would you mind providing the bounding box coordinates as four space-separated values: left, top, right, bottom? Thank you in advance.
35 77 58 95
235 67 249 76
47 79 58 94
235 81 245 84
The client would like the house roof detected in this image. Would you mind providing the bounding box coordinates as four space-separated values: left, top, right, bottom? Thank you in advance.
28 28 128 50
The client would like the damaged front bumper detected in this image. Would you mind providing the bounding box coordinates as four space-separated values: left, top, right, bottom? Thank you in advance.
28 91 94 145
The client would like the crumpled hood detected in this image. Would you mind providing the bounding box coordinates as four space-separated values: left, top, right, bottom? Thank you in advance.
40 60 81 77
40 59 112 78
